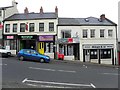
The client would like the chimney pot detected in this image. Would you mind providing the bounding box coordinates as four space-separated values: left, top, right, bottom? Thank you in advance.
24 7 29 14
40 6 43 14
100 14 105 21
55 6 58 14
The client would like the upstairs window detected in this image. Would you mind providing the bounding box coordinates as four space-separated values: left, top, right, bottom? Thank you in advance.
0 11 2 17
5 24 10 33
39 23 44 32
49 22 54 31
90 29 95 38
100 29 105 37
29 23 34 32
108 30 113 37
83 29 88 38
20 23 25 32
61 30 71 38
13 24 17 32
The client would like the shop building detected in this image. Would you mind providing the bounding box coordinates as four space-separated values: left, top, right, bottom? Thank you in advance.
57 14 117 65
3 7 58 58
0 0 18 46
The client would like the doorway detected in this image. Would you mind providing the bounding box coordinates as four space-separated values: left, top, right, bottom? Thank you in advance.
20 40 36 50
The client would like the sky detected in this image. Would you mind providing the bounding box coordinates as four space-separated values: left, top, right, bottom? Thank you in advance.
0 0 120 40
0 0 119 23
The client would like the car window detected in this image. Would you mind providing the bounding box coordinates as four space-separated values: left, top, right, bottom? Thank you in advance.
31 50 37 54
24 50 31 54
0 46 5 49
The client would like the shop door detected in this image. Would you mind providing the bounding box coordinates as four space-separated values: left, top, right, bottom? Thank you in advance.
38 42 44 54
85 50 90 62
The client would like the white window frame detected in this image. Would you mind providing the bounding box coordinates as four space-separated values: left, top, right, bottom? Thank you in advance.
90 29 95 38
108 29 113 37
83 29 88 38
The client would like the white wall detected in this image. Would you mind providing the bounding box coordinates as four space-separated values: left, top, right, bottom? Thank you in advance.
58 25 117 64
4 19 58 35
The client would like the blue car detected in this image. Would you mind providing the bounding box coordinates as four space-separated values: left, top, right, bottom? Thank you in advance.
17 49 50 63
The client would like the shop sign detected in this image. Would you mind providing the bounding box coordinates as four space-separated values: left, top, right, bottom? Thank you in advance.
39 35 54 41
83 44 114 49
57 38 68 44
7 36 14 39
21 36 33 39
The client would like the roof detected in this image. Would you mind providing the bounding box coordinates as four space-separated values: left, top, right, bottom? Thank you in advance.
58 17 117 26
4 13 58 21
0 6 14 10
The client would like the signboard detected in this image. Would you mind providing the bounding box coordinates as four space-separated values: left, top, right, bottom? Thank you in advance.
39 35 54 41
83 44 114 49
20 36 34 39
7 36 14 39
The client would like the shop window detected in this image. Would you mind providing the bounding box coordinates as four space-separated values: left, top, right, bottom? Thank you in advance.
59 44 73 55
13 24 17 32
5 24 10 33
44 42 53 53
90 49 98 59
4 40 16 50
100 29 104 37
83 29 88 38
49 22 54 31
20 23 25 32
108 30 113 37
101 49 111 59
29 23 34 32
90 29 95 38
39 23 44 32
61 30 71 38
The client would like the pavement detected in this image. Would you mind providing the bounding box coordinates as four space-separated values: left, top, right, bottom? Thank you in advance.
52 59 120 68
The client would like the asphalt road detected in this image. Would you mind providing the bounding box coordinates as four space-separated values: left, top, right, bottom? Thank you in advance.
1 57 119 88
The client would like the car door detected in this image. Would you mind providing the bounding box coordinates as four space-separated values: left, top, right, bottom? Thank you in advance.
23 49 31 60
31 50 40 60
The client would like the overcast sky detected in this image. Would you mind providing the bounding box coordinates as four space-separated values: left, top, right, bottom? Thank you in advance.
0 0 119 24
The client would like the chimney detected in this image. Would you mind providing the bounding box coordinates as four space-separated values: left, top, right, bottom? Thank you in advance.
55 6 58 14
100 14 106 21
12 0 18 7
40 6 43 14
24 7 29 14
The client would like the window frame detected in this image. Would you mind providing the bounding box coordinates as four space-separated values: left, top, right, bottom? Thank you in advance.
5 24 10 33
39 23 44 32
20 23 26 32
100 29 105 38
49 22 54 32
0 11 2 17
90 29 95 38
29 23 34 32
13 23 17 32
108 29 113 37
83 29 88 38
61 30 71 38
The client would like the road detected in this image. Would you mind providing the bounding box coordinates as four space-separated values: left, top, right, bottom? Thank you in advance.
1 57 119 88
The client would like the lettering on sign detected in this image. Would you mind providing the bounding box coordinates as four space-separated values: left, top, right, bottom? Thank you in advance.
21 36 33 39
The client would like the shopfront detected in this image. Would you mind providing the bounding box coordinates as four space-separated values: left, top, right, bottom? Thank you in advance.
57 37 80 60
83 44 114 64
18 35 37 51
3 35 17 55
38 35 55 58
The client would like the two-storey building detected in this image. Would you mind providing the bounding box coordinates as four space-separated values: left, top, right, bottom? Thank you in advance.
57 14 117 65
3 7 58 58
0 0 18 45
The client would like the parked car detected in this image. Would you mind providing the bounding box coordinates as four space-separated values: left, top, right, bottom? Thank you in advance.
17 49 50 63
0 46 11 57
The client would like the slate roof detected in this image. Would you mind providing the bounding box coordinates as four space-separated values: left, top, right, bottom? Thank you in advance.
58 17 117 26
0 6 14 10
4 13 58 21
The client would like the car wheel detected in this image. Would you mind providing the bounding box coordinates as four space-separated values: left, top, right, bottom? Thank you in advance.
19 56 24 61
40 58 44 63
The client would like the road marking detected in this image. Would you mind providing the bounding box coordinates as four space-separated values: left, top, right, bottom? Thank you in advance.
29 67 56 71
29 67 76 73
102 73 119 76
27 84 38 87
0 64 7 66
22 78 96 88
